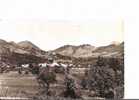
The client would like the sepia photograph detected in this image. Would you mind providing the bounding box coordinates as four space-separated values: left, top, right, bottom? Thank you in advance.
0 0 125 100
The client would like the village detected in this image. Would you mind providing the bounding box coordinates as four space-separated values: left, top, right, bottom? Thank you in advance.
0 54 124 100
0 40 124 100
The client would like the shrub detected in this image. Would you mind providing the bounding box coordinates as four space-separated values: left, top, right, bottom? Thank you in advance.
63 76 79 98
85 56 124 99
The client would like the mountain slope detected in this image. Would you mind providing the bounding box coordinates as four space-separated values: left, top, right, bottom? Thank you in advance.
17 41 46 56
54 44 96 58
0 39 47 64
0 39 46 56
53 42 124 58
92 42 124 57
18 41 40 50
0 38 124 64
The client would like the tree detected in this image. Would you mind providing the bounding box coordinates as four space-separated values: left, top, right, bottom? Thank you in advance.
63 76 78 98
96 56 106 67
37 67 56 95
87 56 115 98
81 78 88 89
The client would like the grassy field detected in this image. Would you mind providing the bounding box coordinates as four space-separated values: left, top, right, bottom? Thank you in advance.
0 71 40 97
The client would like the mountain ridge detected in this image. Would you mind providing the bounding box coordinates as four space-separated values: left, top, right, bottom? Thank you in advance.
0 39 47 64
0 39 124 64
53 42 124 58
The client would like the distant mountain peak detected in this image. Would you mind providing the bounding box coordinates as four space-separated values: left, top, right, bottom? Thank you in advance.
0 39 7 44
18 40 34 45
53 42 124 58
54 44 96 57
111 41 121 45
18 40 40 50
0 39 47 64
79 44 92 46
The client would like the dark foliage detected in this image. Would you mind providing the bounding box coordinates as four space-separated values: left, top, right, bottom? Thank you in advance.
83 56 124 99
63 76 79 98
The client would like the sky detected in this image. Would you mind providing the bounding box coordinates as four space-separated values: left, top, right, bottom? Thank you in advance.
0 0 124 51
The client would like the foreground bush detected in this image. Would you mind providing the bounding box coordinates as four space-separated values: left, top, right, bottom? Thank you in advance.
81 56 124 99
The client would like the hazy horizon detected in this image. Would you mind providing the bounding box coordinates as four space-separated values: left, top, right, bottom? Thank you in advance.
0 19 124 51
